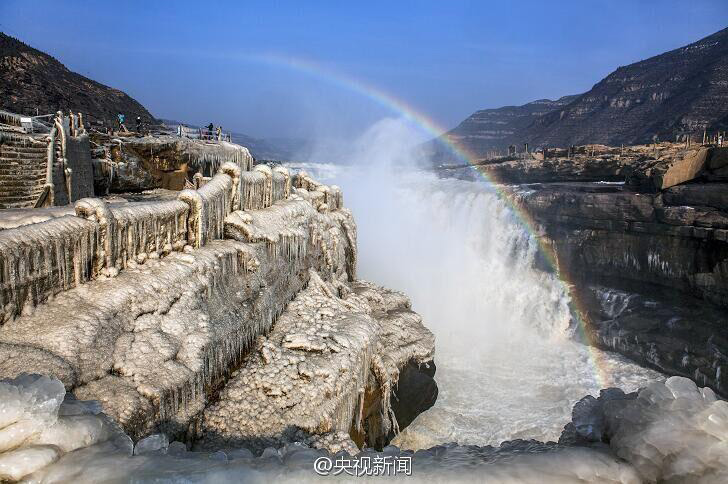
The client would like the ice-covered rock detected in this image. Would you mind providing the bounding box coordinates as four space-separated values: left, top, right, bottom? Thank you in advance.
561 376 728 483
196 271 435 453
0 374 130 482
134 433 169 455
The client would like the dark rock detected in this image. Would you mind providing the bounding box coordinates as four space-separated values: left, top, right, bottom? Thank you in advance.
559 388 637 446
573 283 728 396
390 359 438 435
663 182 728 210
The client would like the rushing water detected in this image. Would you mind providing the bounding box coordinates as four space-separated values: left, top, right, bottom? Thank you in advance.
302 119 664 450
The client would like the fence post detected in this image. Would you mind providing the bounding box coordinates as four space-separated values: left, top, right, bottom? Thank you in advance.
75 198 117 277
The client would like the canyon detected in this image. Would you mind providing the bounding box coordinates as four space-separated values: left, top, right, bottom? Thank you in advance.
1 23 728 482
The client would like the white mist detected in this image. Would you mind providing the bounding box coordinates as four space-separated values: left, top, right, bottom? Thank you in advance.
313 118 663 449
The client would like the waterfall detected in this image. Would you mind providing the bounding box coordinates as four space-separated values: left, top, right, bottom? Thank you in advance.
322 118 663 450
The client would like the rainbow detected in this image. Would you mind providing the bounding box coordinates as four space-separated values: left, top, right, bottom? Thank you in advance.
245 53 612 388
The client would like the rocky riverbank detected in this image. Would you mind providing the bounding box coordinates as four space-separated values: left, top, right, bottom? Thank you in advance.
1 372 725 483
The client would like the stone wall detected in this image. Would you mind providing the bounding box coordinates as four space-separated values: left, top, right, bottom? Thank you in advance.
0 112 96 209
65 134 95 201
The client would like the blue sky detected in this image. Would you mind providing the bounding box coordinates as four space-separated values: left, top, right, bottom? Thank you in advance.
1 1 726 140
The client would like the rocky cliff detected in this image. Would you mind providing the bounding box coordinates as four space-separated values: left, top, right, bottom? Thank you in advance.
430 95 578 162
436 27 728 161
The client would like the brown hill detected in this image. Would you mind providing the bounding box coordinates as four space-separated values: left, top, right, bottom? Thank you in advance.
438 26 728 161
0 32 156 126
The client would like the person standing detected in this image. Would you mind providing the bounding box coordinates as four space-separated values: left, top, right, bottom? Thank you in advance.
117 113 125 133
216 126 222 141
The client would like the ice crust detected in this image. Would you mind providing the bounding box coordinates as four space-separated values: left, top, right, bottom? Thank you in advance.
0 374 131 482
3 374 727 483
604 376 728 483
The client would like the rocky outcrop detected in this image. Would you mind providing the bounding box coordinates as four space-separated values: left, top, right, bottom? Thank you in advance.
196 272 435 453
483 144 728 396
91 133 254 193
0 157 436 463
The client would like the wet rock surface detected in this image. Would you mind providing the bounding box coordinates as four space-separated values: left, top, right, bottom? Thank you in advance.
435 142 728 398
512 176 728 396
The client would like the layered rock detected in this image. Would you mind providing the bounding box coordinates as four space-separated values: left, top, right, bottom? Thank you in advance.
448 143 724 398
0 153 437 471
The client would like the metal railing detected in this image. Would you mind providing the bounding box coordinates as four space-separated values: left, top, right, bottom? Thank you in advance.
171 124 232 143
0 110 54 134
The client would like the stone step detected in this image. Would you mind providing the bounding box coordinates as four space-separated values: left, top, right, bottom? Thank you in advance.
0 195 44 207
0 176 45 186
0 179 47 186
0 145 48 154
0 164 46 175
0 170 48 179
0 155 48 163
0 159 48 166
0 188 45 197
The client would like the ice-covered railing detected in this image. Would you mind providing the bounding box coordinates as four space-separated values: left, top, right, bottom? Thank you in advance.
187 142 254 175
292 171 343 211
239 165 292 211
0 163 339 325
75 198 190 276
0 215 96 325
178 162 240 247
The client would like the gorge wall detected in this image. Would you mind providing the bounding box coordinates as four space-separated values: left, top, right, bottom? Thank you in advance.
432 26 728 162
504 146 728 397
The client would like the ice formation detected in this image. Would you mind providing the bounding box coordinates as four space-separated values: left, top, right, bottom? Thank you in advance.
2 372 726 483
0 374 131 482
0 163 360 446
196 270 434 453
601 376 728 483
0 215 97 324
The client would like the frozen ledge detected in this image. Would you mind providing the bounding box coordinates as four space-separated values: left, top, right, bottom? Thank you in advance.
196 270 436 454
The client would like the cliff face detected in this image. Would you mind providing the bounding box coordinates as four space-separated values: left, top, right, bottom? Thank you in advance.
490 146 728 397
432 96 578 162
0 33 156 125
0 159 436 457
437 27 728 160
436 142 728 397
